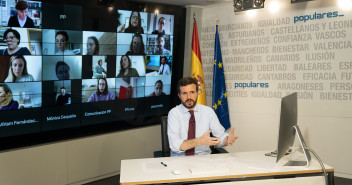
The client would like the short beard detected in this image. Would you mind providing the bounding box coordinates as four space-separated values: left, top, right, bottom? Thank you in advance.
181 98 197 109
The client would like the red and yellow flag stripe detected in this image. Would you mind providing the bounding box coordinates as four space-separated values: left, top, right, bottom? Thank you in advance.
191 18 206 105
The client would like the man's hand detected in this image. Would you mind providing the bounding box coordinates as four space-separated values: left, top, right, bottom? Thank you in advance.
179 130 221 151
224 128 238 146
199 130 221 146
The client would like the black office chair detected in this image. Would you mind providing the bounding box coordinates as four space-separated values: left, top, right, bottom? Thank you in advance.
153 116 228 158
154 116 170 157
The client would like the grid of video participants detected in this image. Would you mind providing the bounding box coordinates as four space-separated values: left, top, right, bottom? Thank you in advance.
0 0 175 136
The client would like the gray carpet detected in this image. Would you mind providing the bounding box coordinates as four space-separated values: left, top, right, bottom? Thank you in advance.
84 175 351 185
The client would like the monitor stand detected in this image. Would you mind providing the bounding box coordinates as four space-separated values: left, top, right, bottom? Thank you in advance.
284 125 312 167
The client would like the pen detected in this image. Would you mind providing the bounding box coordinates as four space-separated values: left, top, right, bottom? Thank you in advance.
161 162 167 167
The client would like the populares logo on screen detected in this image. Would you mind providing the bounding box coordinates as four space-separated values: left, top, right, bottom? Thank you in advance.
294 11 344 24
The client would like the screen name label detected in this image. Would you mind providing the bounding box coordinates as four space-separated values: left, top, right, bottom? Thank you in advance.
84 110 112 117
47 114 77 121
0 119 39 127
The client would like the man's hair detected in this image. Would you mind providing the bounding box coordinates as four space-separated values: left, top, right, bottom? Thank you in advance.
55 61 70 73
97 78 108 95
156 34 164 42
177 77 198 94
60 87 66 90
56 31 69 41
155 80 163 86
0 84 13 106
160 56 167 62
158 17 165 24
16 1 28 11
4 29 21 44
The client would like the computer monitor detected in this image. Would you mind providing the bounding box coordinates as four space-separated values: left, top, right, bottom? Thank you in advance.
276 92 311 166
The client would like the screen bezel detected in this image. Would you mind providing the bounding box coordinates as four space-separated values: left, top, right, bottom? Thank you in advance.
0 0 186 151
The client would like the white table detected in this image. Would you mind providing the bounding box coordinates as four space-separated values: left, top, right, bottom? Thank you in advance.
120 150 334 185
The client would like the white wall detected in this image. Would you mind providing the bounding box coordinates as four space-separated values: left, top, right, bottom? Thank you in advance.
188 0 352 179
0 125 161 185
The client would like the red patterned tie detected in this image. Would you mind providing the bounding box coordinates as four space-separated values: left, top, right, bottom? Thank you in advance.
186 110 195 155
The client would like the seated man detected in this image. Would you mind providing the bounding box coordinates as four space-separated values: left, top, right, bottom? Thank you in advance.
158 56 171 75
152 17 166 35
167 77 238 156
153 34 171 55
56 87 71 105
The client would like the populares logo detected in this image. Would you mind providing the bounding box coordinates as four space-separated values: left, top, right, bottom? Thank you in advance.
294 11 344 23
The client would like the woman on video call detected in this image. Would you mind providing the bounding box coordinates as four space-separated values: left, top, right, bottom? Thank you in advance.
92 59 107 78
5 55 34 82
55 31 75 55
86 36 99 55
55 61 70 80
116 55 139 77
1 29 31 55
87 78 115 102
118 11 144 34
0 84 19 111
125 33 145 55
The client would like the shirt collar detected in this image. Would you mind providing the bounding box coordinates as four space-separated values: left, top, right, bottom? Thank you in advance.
180 103 199 114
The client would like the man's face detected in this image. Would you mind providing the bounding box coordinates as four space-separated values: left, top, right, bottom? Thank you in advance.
60 88 65 95
158 18 165 32
154 82 163 96
132 37 141 53
178 84 198 109
161 57 166 64
17 8 28 20
156 37 165 53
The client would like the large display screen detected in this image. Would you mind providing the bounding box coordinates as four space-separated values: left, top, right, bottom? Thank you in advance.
0 0 180 143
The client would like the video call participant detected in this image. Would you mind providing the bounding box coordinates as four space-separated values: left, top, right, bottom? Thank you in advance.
125 33 145 55
92 59 106 78
149 80 166 97
7 0 35 28
167 77 238 156
56 61 70 80
118 77 133 99
55 31 75 55
56 87 71 105
119 11 144 34
158 56 170 75
87 78 115 102
5 55 34 82
1 28 31 55
153 34 171 55
0 84 19 111
116 55 139 77
152 17 166 35
86 36 99 55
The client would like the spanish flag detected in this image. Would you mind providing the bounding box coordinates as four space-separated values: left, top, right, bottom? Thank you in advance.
191 17 206 105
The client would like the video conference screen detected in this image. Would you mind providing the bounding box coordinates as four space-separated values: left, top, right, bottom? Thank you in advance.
0 0 175 139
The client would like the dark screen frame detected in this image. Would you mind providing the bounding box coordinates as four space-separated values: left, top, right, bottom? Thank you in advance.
0 0 185 151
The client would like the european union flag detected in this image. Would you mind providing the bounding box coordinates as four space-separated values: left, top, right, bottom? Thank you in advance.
212 24 230 130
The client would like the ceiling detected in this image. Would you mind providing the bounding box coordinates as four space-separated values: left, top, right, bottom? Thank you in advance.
131 0 233 7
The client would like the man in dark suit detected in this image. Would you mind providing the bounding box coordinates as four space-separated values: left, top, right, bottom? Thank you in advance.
7 1 35 28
